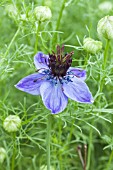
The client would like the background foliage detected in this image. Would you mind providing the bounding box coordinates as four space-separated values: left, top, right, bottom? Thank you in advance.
0 0 113 169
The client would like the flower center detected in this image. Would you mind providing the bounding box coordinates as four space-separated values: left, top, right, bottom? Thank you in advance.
48 45 74 77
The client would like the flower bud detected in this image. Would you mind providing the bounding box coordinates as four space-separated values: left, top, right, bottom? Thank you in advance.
98 1 113 14
83 37 102 54
97 16 113 40
5 4 18 17
0 147 6 164
34 6 52 22
3 115 21 133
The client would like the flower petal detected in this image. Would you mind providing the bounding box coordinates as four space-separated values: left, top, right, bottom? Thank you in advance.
40 81 68 114
63 77 93 103
15 73 46 95
34 52 49 70
68 67 86 80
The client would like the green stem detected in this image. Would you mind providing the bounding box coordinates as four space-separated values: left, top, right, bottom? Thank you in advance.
52 0 66 44
58 117 62 169
47 115 51 170
58 117 65 170
105 149 113 170
67 120 75 145
11 133 16 170
34 21 41 54
102 39 110 70
86 128 93 170
84 145 87 170
55 0 66 31
84 52 89 67
98 39 110 103
4 27 20 58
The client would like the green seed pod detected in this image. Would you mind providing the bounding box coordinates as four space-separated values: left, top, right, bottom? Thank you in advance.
34 6 52 22
97 16 113 40
83 37 102 54
3 115 21 133
0 147 6 164
5 4 18 17
98 1 113 14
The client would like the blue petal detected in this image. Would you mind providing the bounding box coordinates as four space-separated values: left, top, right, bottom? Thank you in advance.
40 81 68 114
68 67 86 80
34 52 49 70
15 73 46 95
63 77 94 103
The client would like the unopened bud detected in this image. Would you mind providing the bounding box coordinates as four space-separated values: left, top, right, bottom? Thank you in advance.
98 1 113 14
3 115 21 133
34 6 52 22
0 147 6 164
5 4 18 17
97 16 113 40
83 37 102 54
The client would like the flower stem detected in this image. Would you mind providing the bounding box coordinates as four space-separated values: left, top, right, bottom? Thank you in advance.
4 27 20 58
11 133 16 170
98 39 110 103
34 21 41 54
102 39 110 70
86 128 93 170
84 52 89 68
52 0 66 44
58 117 63 170
77 145 84 168
106 149 113 170
47 114 51 170
84 144 87 170
55 0 66 31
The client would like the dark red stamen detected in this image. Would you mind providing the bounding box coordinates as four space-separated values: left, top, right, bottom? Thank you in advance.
48 45 74 77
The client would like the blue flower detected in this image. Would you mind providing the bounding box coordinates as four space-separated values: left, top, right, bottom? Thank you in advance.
15 45 93 114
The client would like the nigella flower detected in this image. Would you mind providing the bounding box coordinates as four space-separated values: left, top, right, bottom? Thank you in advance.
15 45 93 114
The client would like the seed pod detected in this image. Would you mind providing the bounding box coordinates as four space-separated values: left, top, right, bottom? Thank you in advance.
98 1 113 14
5 4 18 17
97 16 113 40
34 6 52 22
3 115 21 133
83 37 102 54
